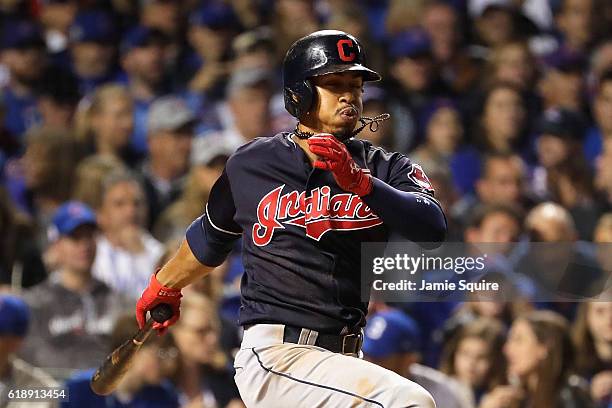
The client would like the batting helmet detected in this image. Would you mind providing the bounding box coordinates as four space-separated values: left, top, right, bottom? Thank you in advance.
283 30 381 119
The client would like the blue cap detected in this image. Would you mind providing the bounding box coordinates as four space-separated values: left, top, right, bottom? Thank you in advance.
543 50 586 73
52 201 97 236
389 28 432 59
189 3 237 29
419 98 459 131
0 19 45 50
362 309 422 358
0 296 30 337
69 11 116 43
120 25 167 55
537 108 584 140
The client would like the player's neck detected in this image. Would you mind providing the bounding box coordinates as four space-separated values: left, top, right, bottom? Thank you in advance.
295 123 319 165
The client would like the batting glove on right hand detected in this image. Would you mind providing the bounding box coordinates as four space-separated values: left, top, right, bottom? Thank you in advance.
136 273 182 335
307 134 373 197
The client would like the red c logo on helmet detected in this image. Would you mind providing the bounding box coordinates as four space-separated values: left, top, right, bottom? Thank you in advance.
337 39 356 62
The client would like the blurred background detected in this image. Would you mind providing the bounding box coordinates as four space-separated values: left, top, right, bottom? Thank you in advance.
0 0 611 407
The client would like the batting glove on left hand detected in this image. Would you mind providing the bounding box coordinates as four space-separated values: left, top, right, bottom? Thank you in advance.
307 134 373 197
136 272 182 335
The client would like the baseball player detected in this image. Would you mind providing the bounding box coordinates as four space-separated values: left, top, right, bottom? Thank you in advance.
136 30 447 407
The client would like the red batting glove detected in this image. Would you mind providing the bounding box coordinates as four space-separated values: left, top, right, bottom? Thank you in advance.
307 134 373 196
136 273 182 335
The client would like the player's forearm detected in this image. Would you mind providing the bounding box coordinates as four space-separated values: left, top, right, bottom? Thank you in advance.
362 178 447 243
156 240 215 288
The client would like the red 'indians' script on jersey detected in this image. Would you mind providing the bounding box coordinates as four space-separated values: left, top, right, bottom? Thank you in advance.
252 185 382 245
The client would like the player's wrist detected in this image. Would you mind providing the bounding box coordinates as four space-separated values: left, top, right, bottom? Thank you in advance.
150 272 182 297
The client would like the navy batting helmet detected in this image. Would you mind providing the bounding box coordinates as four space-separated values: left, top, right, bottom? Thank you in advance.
283 30 381 119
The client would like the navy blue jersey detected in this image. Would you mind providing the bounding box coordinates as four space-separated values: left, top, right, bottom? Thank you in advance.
187 132 443 334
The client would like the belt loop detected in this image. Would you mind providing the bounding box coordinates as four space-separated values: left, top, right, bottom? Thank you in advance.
298 328 310 345
306 330 318 346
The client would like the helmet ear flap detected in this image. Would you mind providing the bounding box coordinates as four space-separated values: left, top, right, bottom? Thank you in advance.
284 79 314 119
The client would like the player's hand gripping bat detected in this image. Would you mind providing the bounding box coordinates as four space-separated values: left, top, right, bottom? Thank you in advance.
89 304 173 396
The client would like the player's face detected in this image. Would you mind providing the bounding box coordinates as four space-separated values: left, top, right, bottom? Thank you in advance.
310 72 364 139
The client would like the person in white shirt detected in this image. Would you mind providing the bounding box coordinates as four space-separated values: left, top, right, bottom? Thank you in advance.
92 170 164 299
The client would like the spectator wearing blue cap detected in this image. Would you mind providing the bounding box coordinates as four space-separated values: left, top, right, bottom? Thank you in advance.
363 308 474 408
530 108 600 240
181 2 238 104
119 25 170 158
387 28 452 152
0 19 47 142
539 51 587 114
21 201 131 374
68 10 120 94
0 295 59 407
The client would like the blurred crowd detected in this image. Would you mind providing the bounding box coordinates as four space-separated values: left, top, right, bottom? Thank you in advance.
0 0 611 407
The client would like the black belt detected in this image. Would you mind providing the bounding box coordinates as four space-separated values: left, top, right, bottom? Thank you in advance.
282 325 363 355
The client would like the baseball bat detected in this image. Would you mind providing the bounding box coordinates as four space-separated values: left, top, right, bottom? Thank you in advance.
89 304 173 396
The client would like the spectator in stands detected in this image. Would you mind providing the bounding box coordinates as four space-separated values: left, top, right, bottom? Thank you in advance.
539 53 587 113
67 10 118 94
485 42 536 92
514 203 603 312
119 25 169 157
553 0 596 56
595 138 612 210
153 134 237 242
38 0 77 54
71 155 127 211
272 0 319 66
141 96 196 228
464 203 523 245
140 0 181 42
230 27 276 73
74 84 134 164
0 19 47 142
421 1 481 94
0 187 46 290
62 314 180 407
531 108 598 239
387 28 452 151
36 67 80 131
474 82 527 155
0 295 58 407
92 171 164 299
171 293 244 408
363 308 474 408
7 127 83 245
573 302 612 405
482 310 592 408
208 67 274 146
411 99 463 173
21 201 130 373
593 214 612 287
184 3 237 98
469 1 517 52
451 153 527 224
440 318 507 405
585 70 612 163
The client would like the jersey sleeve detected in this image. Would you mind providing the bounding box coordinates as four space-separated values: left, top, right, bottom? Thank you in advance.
185 168 242 266
386 154 437 198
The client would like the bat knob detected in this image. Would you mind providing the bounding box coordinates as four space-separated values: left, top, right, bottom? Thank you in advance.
150 304 173 323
